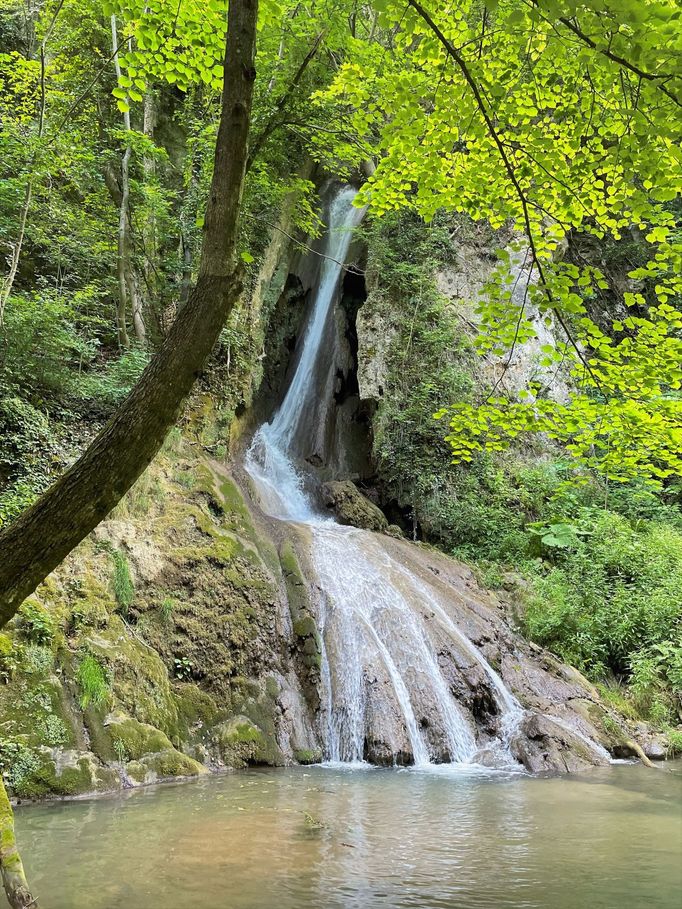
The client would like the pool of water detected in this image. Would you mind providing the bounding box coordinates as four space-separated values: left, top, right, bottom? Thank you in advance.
7 762 682 908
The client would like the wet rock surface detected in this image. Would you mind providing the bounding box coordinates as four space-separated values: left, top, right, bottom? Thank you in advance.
321 480 388 532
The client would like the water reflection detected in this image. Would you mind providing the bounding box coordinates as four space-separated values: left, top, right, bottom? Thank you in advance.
8 764 682 909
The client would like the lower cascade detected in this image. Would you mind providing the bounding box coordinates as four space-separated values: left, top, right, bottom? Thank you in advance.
245 186 608 770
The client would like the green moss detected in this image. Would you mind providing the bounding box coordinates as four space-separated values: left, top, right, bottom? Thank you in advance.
216 716 271 768
106 713 173 761
228 681 284 767
125 760 148 783
294 748 322 765
10 752 94 799
82 703 116 763
173 684 224 744
70 576 112 630
83 617 180 735
0 671 79 751
140 749 205 778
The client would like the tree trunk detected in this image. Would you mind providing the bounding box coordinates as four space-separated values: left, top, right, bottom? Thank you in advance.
141 89 158 308
111 15 146 346
0 182 32 327
0 0 259 627
0 1 64 325
115 142 132 348
0 779 34 909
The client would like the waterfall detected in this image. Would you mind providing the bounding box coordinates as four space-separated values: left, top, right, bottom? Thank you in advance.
245 185 523 767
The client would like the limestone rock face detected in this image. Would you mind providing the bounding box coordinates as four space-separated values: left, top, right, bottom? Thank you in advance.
321 480 388 532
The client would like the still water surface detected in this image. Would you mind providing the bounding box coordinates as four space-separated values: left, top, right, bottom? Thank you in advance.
9 763 682 909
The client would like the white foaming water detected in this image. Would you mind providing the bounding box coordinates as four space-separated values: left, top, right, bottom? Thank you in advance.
245 185 524 767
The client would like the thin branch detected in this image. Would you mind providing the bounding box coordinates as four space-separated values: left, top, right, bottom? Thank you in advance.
554 11 680 108
255 216 364 274
246 29 325 170
522 0 680 107
406 0 602 390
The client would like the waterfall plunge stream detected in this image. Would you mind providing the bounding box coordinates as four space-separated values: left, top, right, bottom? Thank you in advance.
246 186 525 767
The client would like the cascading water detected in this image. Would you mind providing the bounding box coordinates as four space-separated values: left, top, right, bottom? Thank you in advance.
245 186 527 767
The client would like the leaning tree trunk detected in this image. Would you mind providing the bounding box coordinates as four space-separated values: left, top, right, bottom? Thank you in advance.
0 780 33 908
0 0 259 621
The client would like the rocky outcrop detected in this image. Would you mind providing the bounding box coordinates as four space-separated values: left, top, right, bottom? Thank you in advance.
299 528 648 774
321 480 388 532
0 439 314 802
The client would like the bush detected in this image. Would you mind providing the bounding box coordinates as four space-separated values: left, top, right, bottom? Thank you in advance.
523 514 682 722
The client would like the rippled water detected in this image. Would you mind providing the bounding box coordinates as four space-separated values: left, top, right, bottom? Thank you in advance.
9 764 681 908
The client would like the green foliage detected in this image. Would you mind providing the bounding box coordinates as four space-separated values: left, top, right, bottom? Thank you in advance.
0 633 19 682
319 0 682 486
523 513 682 723
16 599 55 646
173 657 193 680
111 551 134 613
76 654 110 709
0 741 41 793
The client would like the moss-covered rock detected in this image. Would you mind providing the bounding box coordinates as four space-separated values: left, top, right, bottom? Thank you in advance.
0 447 296 798
104 711 173 761
294 748 322 765
8 749 118 800
215 716 273 768
279 542 322 705
321 480 388 532
137 749 206 779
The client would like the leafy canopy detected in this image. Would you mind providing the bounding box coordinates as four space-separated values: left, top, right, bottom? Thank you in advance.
319 0 682 486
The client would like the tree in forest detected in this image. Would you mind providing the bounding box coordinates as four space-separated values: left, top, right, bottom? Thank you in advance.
0 0 679 653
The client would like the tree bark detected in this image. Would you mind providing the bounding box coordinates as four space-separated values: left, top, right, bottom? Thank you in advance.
0 779 33 909
0 0 259 627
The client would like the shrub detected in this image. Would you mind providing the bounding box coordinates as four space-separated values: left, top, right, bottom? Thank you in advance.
523 514 682 722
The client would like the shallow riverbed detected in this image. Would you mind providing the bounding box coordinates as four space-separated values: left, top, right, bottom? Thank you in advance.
7 762 682 909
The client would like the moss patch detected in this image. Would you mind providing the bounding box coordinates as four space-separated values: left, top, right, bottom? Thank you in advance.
105 712 173 761
280 542 322 705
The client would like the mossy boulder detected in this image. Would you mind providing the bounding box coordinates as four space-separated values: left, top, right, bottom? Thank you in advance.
136 749 206 780
321 480 388 532
8 748 118 800
294 748 322 765
215 716 274 768
104 711 173 761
